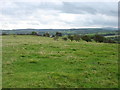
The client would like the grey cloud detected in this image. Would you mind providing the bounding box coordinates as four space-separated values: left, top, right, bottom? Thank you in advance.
62 2 97 14
2 2 117 16
1 2 117 17
62 2 117 16
68 16 117 27
0 1 117 28
1 2 62 16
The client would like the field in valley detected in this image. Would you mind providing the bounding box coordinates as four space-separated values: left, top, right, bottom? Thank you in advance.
2 35 118 88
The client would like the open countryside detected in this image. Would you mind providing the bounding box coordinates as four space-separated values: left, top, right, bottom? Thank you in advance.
2 34 118 88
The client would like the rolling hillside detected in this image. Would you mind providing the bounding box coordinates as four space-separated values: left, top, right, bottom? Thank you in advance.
2 35 118 88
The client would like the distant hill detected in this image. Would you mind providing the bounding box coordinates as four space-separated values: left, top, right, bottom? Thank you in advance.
1 28 118 35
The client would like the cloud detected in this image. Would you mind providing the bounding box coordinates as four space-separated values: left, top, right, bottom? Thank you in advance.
62 2 117 16
0 1 118 29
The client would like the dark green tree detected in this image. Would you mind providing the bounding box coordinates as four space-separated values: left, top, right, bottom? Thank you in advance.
56 32 62 37
73 34 81 42
31 31 37 35
81 35 92 42
93 35 105 42
62 37 68 41
43 32 50 37
68 35 74 41
103 38 116 43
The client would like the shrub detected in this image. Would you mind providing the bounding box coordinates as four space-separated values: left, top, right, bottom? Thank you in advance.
73 34 81 42
103 38 116 43
107 36 119 43
62 37 68 41
53 36 59 41
36 34 42 36
2 32 8 35
31 31 37 35
81 35 92 42
93 35 105 42
68 35 74 41
50 35 55 38
56 32 62 37
43 33 50 37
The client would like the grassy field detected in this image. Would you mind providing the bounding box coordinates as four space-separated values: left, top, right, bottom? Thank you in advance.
2 35 118 88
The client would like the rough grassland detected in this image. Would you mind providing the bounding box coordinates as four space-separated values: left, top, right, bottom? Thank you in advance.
2 35 118 88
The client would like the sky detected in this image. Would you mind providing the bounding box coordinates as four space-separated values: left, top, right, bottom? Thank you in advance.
0 0 118 29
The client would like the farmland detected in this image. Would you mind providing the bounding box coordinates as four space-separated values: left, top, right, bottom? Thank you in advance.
2 35 118 88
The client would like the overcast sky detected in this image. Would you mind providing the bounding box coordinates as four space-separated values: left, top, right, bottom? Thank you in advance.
0 0 118 29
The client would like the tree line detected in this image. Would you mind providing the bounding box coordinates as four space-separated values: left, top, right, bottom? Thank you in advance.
32 31 117 43
2 31 117 43
62 34 116 43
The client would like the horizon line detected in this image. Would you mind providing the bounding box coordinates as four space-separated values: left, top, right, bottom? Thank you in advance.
0 27 117 30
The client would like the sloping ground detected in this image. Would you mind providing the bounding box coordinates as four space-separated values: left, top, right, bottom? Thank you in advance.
2 35 118 88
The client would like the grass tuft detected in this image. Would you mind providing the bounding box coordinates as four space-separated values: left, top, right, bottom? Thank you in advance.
28 59 39 63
